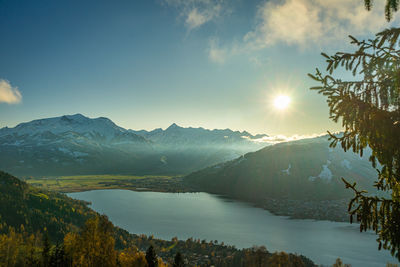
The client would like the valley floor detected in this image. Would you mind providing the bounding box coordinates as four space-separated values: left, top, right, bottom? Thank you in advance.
25 174 194 193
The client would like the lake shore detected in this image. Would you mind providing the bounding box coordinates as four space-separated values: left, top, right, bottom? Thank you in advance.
26 175 351 222
68 189 395 267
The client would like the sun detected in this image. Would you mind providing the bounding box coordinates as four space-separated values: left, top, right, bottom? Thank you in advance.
274 95 291 110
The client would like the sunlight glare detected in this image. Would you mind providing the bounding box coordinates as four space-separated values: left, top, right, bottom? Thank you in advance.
274 95 291 110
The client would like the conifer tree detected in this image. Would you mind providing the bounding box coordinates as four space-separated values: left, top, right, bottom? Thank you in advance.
173 252 185 267
146 245 158 267
309 27 400 260
363 0 399 21
42 233 51 267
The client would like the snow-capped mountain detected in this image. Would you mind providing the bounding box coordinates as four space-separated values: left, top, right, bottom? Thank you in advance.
129 123 270 173
131 123 268 150
0 114 146 143
0 114 157 176
0 114 270 176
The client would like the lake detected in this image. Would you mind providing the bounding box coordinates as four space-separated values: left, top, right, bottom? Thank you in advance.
68 189 396 267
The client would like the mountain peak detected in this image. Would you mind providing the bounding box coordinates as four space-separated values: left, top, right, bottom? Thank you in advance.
166 123 181 130
0 114 128 139
60 113 88 123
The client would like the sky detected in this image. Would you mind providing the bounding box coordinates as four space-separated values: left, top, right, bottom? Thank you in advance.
0 0 399 136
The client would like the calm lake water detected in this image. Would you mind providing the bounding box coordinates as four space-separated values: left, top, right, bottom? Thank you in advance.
68 189 396 267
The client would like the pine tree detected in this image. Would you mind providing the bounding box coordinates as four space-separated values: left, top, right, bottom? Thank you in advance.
42 233 51 267
363 0 399 21
145 245 158 267
49 243 69 267
309 27 400 260
173 252 185 267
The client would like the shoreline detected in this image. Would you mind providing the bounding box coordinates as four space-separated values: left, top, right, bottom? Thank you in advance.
26 175 352 223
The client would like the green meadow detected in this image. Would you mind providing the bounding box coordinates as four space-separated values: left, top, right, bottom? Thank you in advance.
25 174 183 193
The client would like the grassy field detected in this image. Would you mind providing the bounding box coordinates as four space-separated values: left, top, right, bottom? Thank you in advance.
24 174 190 193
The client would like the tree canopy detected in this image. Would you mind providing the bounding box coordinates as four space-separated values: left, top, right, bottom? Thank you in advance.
309 27 400 260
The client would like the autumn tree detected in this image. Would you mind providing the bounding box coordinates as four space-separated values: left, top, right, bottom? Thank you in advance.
118 247 147 267
0 228 24 266
332 258 351 267
64 215 117 267
309 28 400 259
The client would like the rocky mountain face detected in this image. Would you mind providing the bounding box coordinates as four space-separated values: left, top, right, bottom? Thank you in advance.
0 114 269 176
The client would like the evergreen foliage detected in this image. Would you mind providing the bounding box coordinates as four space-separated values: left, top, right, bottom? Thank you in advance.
363 0 399 21
42 233 51 267
309 27 400 260
0 170 96 241
146 245 158 267
173 252 185 267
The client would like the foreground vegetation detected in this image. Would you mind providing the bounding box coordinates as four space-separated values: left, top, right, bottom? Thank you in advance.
309 25 400 260
0 214 317 267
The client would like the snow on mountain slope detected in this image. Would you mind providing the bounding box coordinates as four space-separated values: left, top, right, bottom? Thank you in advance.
1 114 130 140
131 123 268 150
0 115 271 176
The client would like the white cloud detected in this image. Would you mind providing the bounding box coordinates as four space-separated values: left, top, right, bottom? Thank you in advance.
164 0 225 30
0 79 22 104
208 38 228 64
186 8 209 29
250 133 327 144
244 0 398 49
166 0 398 63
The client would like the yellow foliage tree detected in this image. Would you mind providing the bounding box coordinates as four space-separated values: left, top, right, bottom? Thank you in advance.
64 215 117 267
118 247 148 267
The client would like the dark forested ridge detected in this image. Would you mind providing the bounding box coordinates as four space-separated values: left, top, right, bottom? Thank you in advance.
184 136 378 221
0 170 316 266
0 170 96 241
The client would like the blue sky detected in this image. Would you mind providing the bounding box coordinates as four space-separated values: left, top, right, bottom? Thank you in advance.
0 0 398 135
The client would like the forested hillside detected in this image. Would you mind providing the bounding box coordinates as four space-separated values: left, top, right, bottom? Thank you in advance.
185 136 378 221
0 171 96 241
186 136 376 200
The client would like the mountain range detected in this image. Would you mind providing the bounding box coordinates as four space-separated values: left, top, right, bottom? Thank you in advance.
0 114 269 176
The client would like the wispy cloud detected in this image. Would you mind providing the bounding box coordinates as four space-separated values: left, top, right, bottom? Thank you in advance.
208 38 228 64
244 0 397 49
164 0 225 31
0 79 22 104
165 0 397 63
247 133 328 144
